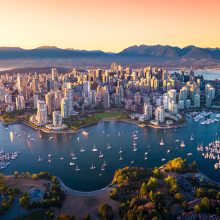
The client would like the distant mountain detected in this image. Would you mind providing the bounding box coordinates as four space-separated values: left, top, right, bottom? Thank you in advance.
0 45 220 61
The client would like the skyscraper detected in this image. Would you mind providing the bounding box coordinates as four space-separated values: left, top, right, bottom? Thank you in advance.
103 91 110 108
144 103 152 118
45 91 55 115
37 100 47 126
155 106 165 123
115 93 120 105
17 76 28 98
33 91 41 108
32 77 39 93
83 81 90 98
205 95 211 108
0 87 5 104
61 98 70 118
52 68 58 81
55 90 63 109
194 94 200 107
89 90 97 105
64 88 74 112
5 93 12 104
53 111 62 127
16 95 25 110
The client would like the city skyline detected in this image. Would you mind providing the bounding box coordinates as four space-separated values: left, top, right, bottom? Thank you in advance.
1 0 220 52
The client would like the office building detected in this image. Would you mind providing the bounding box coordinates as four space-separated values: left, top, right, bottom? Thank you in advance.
83 81 90 98
53 111 62 127
33 91 41 108
16 95 25 110
61 98 70 118
45 91 55 115
103 91 110 108
37 100 47 126
194 94 200 107
205 95 211 108
5 93 12 104
0 87 5 104
17 76 28 98
155 106 165 123
144 103 152 118
89 90 97 105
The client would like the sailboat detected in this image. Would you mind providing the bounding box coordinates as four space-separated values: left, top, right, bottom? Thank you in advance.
90 163 95 169
70 162 75 166
72 154 77 160
133 140 137 146
102 130 105 134
77 137 79 141
92 144 98 152
167 149 170 153
180 140 185 147
80 146 85 152
118 132 121 137
48 153 52 157
160 138 164 146
75 164 81 171
101 165 105 171
103 161 107 166
48 156 51 163
133 145 137 152
132 131 136 137
131 161 134 164
119 155 123 160
107 143 111 149
190 134 194 141
162 158 166 161
216 132 218 136
28 134 31 138
107 134 110 137
144 155 147 160
119 147 123 153
38 156 43 162
148 144 150 148
69 135 72 139
70 150 74 157
145 152 148 155
99 151 103 158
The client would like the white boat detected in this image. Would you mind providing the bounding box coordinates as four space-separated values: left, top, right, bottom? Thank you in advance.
119 147 123 153
164 129 165 133
75 164 81 171
132 131 136 137
119 155 123 160
167 149 170 153
99 151 103 158
190 134 194 141
30 138 34 141
72 154 77 160
101 165 105 171
102 130 105 134
131 161 134 164
175 139 179 142
48 156 51 162
107 143 111 149
187 153 193 156
162 158 166 161
160 138 164 146
38 156 43 162
14 131 17 135
144 155 147 160
48 153 52 157
18 135 21 137
5 128 8 130
60 157 64 160
69 135 72 139
28 134 31 138
80 146 85 152
90 163 95 169
70 162 75 166
118 132 121 137
133 140 137 146
39 135 42 138
216 132 218 136
148 144 150 148
103 161 107 166
133 146 137 152
107 134 110 137
77 137 79 141
70 150 74 157
92 144 98 152
180 140 185 147
134 136 138 140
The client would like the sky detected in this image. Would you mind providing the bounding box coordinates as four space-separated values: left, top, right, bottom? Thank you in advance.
0 0 220 52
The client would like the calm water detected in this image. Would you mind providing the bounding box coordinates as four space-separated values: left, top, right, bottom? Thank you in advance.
169 70 220 80
1 116 220 191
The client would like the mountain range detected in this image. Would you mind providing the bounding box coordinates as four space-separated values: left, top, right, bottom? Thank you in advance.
0 45 220 61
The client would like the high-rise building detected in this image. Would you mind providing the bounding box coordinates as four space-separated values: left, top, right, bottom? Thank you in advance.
52 68 58 81
167 89 176 103
144 103 152 118
115 93 120 105
155 106 165 123
53 111 62 127
103 91 110 108
186 99 191 108
205 95 211 108
17 76 28 98
33 77 39 93
45 91 55 115
179 87 187 104
37 100 47 126
194 94 200 107
169 101 178 114
135 92 140 103
125 99 132 109
16 95 25 110
55 90 63 109
89 90 97 105
33 91 41 108
64 88 74 112
111 62 116 73
5 93 12 104
61 98 70 118
163 93 169 109
46 76 52 92
178 100 184 109
0 87 5 104
83 81 90 98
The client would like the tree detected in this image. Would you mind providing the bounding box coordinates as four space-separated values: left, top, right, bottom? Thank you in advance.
196 188 206 198
201 197 210 212
24 191 28 197
27 203 32 210
194 204 202 213
32 201 37 208
149 191 156 201
32 174 39 180
20 172 25 177
140 183 147 197
54 214 78 220
84 212 91 220
146 177 158 192
98 203 112 220
0 173 5 183
24 172 30 179
36 202 41 208
1 198 7 207
12 187 20 194
175 193 184 202
14 171 19 178
19 195 30 207
182 201 188 211
50 213 54 219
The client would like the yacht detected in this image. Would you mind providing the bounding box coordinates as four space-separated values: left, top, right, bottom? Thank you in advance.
167 150 170 153
102 130 105 134
118 132 121 137
119 155 123 160
99 151 103 158
148 144 150 148
38 156 43 162
134 136 138 140
70 162 75 166
69 135 72 139
14 131 17 135
70 150 74 157
175 139 179 143
5 128 8 130
28 134 31 138
80 146 85 152
119 148 123 153
18 135 21 137
48 156 51 163
101 165 105 171
133 140 137 146
60 157 64 160
77 137 79 141
162 158 166 162
133 146 137 152
155 129 156 132
107 143 111 149
187 153 193 156
131 161 134 164
72 154 77 160
92 144 98 152
30 138 34 141
75 164 81 171
164 129 165 133
90 163 95 169
48 153 52 157
132 131 136 137
107 134 110 137
145 152 148 155
144 155 147 160
180 140 185 147
103 161 107 166
190 134 194 141
160 138 164 146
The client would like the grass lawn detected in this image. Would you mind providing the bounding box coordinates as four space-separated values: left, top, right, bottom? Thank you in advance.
97 112 123 118
19 210 45 220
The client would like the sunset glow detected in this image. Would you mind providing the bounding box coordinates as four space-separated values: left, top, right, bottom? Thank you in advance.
1 0 220 52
